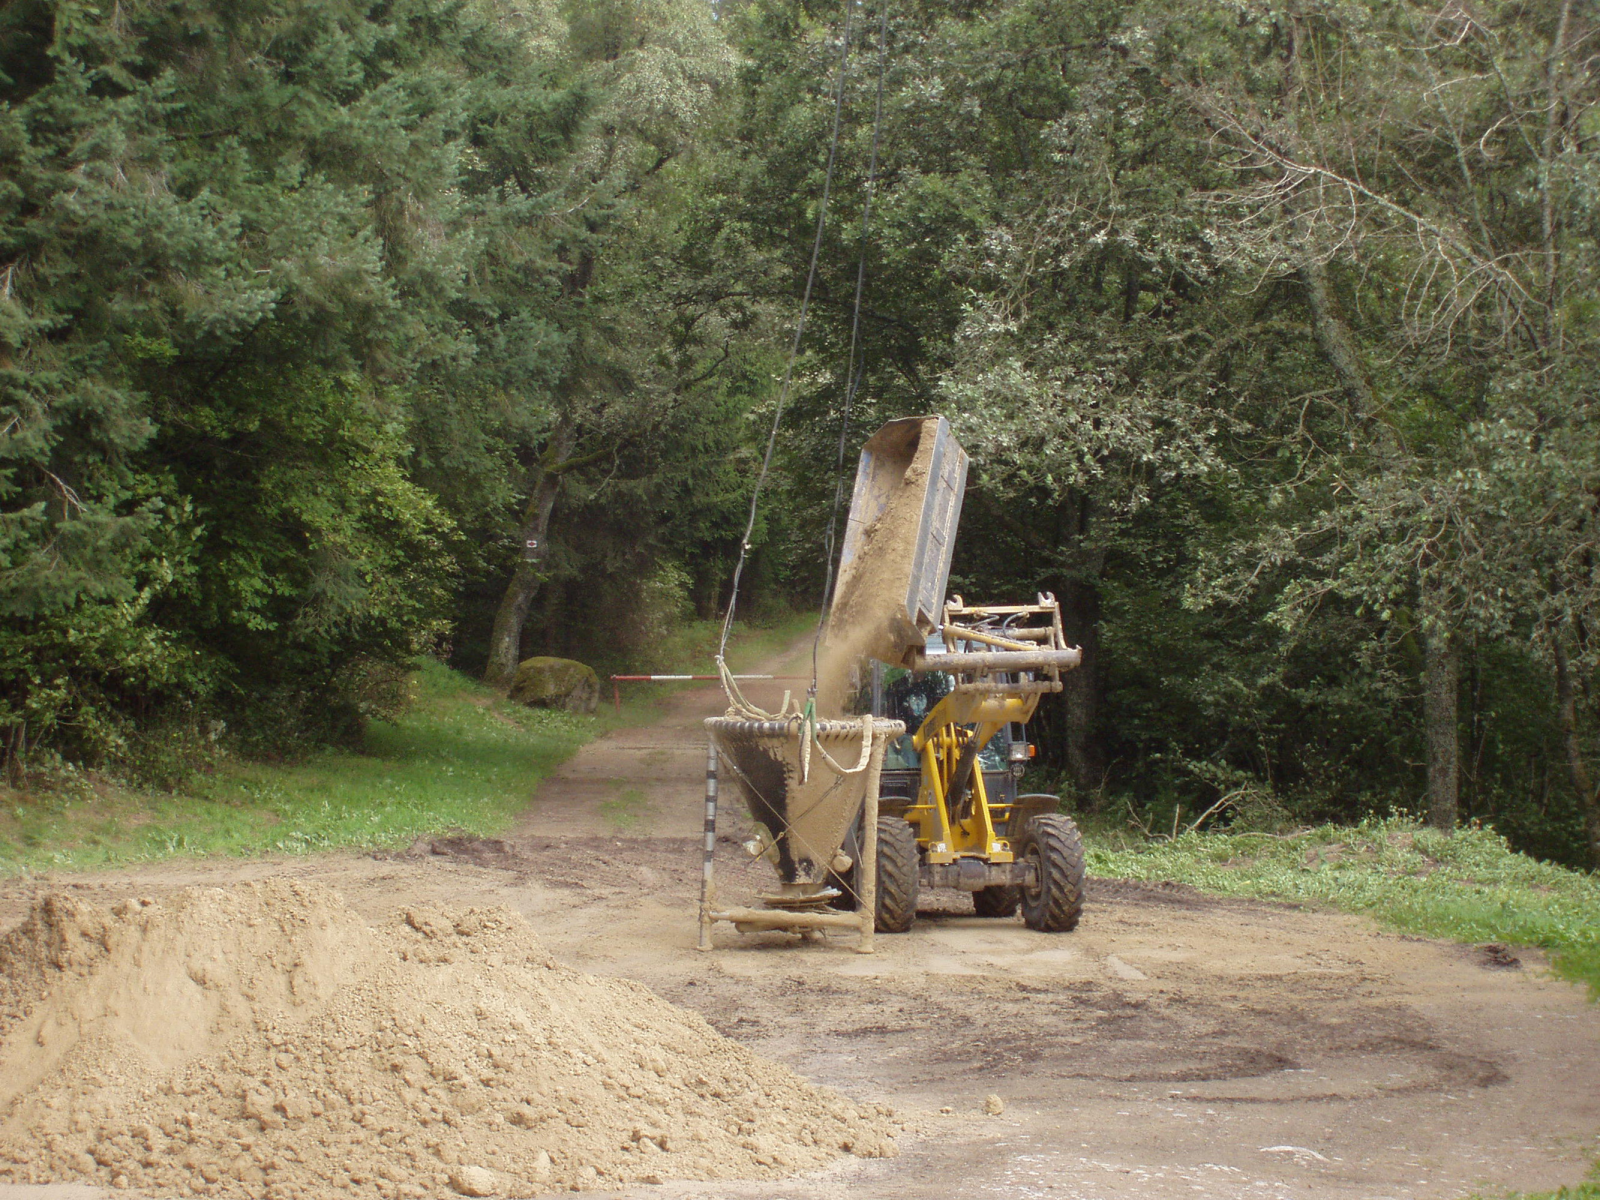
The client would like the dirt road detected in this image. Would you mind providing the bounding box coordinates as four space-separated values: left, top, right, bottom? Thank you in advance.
3 642 1598 1200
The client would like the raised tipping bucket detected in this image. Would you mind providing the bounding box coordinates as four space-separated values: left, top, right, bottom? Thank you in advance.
700 716 904 950
826 415 969 668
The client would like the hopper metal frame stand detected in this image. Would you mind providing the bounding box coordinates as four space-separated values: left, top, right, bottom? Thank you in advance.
696 734 889 955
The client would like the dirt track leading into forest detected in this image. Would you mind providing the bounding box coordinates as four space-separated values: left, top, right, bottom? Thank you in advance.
2 641 1598 1200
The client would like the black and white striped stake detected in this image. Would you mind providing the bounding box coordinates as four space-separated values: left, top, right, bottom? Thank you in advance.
697 739 718 951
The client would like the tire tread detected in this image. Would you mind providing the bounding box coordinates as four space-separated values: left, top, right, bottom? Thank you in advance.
874 816 920 933
1018 814 1085 932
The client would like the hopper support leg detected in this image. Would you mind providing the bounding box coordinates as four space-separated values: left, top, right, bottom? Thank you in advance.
854 754 882 953
697 739 718 952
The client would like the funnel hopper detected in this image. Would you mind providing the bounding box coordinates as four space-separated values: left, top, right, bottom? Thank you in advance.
707 717 904 897
827 415 968 667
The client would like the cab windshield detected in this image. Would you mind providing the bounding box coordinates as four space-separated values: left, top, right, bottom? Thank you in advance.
874 663 1006 773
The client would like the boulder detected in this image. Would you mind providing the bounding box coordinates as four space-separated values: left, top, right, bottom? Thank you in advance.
447 1166 501 1197
507 656 599 713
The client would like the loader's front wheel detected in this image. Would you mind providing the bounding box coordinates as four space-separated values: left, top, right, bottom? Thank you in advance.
874 816 920 933
971 885 1020 918
1017 815 1085 932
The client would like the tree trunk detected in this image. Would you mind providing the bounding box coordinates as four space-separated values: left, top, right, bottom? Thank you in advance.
1057 493 1106 806
1554 642 1600 870
484 418 577 690
1061 580 1104 804
1299 259 1398 457
1304 256 1471 837
1423 626 1459 832
4 721 24 789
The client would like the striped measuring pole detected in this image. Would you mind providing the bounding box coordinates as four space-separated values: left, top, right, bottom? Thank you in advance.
697 738 718 951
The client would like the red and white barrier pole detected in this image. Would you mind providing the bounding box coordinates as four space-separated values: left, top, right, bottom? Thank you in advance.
608 674 809 713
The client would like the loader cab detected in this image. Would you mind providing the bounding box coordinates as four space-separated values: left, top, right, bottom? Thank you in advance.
859 644 1027 814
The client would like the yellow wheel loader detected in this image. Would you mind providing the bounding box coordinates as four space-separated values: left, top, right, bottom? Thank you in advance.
701 415 1086 949
836 594 1087 933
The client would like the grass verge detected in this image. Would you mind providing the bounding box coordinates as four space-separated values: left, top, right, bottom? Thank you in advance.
0 662 588 875
1504 1185 1600 1199
1087 817 1600 997
1483 1159 1600 1200
0 613 811 876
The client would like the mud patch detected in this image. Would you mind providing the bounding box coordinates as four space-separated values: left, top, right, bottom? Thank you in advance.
1087 877 1217 910
1088 876 1302 914
407 834 525 870
1476 942 1522 970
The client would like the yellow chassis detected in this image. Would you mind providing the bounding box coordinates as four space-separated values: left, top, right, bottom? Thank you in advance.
897 597 1068 867
903 691 1036 864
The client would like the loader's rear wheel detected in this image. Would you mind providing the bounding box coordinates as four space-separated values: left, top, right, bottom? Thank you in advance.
874 816 920 933
972 885 1020 918
1017 815 1085 932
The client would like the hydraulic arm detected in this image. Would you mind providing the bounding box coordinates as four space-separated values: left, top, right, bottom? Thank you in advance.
899 597 1078 871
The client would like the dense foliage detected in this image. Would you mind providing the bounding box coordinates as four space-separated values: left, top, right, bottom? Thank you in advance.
2 0 1596 869
718 0 1600 868
0 0 764 768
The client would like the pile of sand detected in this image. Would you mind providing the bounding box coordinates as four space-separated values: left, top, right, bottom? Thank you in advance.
0 881 899 1198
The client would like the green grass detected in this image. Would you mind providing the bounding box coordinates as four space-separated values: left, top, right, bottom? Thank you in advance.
1483 1159 1600 1199
1088 817 1600 997
599 786 652 832
0 611 813 876
0 661 590 875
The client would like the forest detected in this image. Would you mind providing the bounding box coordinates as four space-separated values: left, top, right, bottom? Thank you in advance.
1 0 1596 870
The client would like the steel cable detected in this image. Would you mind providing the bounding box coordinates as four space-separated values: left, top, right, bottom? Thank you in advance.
710 3 895 927
811 0 894 697
716 0 861 686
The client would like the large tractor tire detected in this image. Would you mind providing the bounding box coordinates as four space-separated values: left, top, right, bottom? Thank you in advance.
971 885 1021 918
1017 814 1085 932
873 816 921 933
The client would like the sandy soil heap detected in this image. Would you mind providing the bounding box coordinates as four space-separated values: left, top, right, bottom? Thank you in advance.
0 880 899 1198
